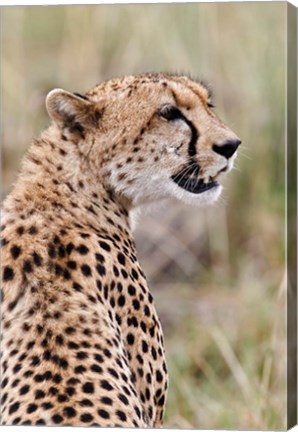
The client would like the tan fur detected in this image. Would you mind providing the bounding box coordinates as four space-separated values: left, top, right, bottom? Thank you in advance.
0 73 239 426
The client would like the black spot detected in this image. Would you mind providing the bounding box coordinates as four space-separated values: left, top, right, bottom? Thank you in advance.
113 266 120 277
90 364 102 374
28 225 38 235
149 326 155 337
131 268 139 280
57 395 69 402
0 238 8 247
118 393 129 406
9 402 20 415
142 340 148 353
151 346 157 360
32 251 43 266
73 282 83 292
96 263 106 276
54 263 63 276
76 351 88 360
30 356 40 366
121 269 128 279
158 394 165 406
63 406 77 418
98 409 110 419
107 367 118 379
19 384 30 395
67 260 77 270
116 410 127 422
27 403 38 413
95 253 105 263
55 335 64 345
35 419 46 425
58 245 66 258
52 414 63 424
23 260 33 273
81 264 92 276
67 378 79 386
82 382 94 394
80 232 90 239
127 333 135 345
99 241 111 252
45 371 53 381
65 326 76 335
79 398 93 407
132 299 140 310
68 341 79 350
117 295 125 307
1 378 8 388
117 252 126 265
110 297 115 308
3 266 14 281
128 284 136 296
35 390 45 399
1 392 8 405
60 358 68 369
80 413 94 423
53 373 62 384
16 226 24 235
65 386 76 396
13 363 22 374
10 245 22 259
134 405 141 419
53 235 61 244
94 354 104 363
77 244 89 255
74 365 86 374
100 379 113 391
144 305 150 317
48 243 56 258
42 402 53 410
66 242 74 254
101 396 113 405
12 378 20 387
156 370 163 382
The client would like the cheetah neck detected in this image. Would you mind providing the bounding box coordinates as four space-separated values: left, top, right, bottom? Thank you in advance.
6 127 132 235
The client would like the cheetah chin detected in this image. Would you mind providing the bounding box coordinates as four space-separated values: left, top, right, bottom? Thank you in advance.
166 178 223 206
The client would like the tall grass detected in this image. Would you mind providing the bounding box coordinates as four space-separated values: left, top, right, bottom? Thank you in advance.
1 4 287 429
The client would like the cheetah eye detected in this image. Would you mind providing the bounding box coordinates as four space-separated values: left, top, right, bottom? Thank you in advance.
159 105 182 122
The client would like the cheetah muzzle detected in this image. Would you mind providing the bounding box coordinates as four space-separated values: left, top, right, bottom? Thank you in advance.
0 73 240 427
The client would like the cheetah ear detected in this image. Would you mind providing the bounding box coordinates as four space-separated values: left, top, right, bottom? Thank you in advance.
46 89 101 131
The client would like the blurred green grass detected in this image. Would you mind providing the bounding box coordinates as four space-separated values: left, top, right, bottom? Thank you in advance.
1 4 287 429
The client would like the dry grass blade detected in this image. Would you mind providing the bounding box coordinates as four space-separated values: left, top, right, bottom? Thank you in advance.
209 325 255 402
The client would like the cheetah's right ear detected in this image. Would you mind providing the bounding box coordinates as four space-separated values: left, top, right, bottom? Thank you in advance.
46 89 101 131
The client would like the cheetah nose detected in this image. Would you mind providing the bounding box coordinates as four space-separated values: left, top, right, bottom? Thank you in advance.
212 139 241 159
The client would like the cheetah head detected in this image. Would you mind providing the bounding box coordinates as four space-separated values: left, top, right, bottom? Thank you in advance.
46 74 241 208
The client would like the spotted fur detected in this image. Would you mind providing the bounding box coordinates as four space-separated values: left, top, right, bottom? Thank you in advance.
0 73 240 426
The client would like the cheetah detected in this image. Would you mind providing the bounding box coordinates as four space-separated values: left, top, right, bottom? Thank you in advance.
0 73 241 427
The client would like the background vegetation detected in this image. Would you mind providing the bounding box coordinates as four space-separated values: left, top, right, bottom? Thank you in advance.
1 4 287 429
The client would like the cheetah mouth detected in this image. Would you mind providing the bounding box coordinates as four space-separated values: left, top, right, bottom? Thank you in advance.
171 174 219 194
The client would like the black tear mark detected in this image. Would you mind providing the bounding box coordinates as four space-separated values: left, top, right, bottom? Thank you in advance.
183 115 198 158
160 106 199 157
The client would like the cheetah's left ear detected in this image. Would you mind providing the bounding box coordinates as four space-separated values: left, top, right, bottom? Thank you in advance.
46 89 101 131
